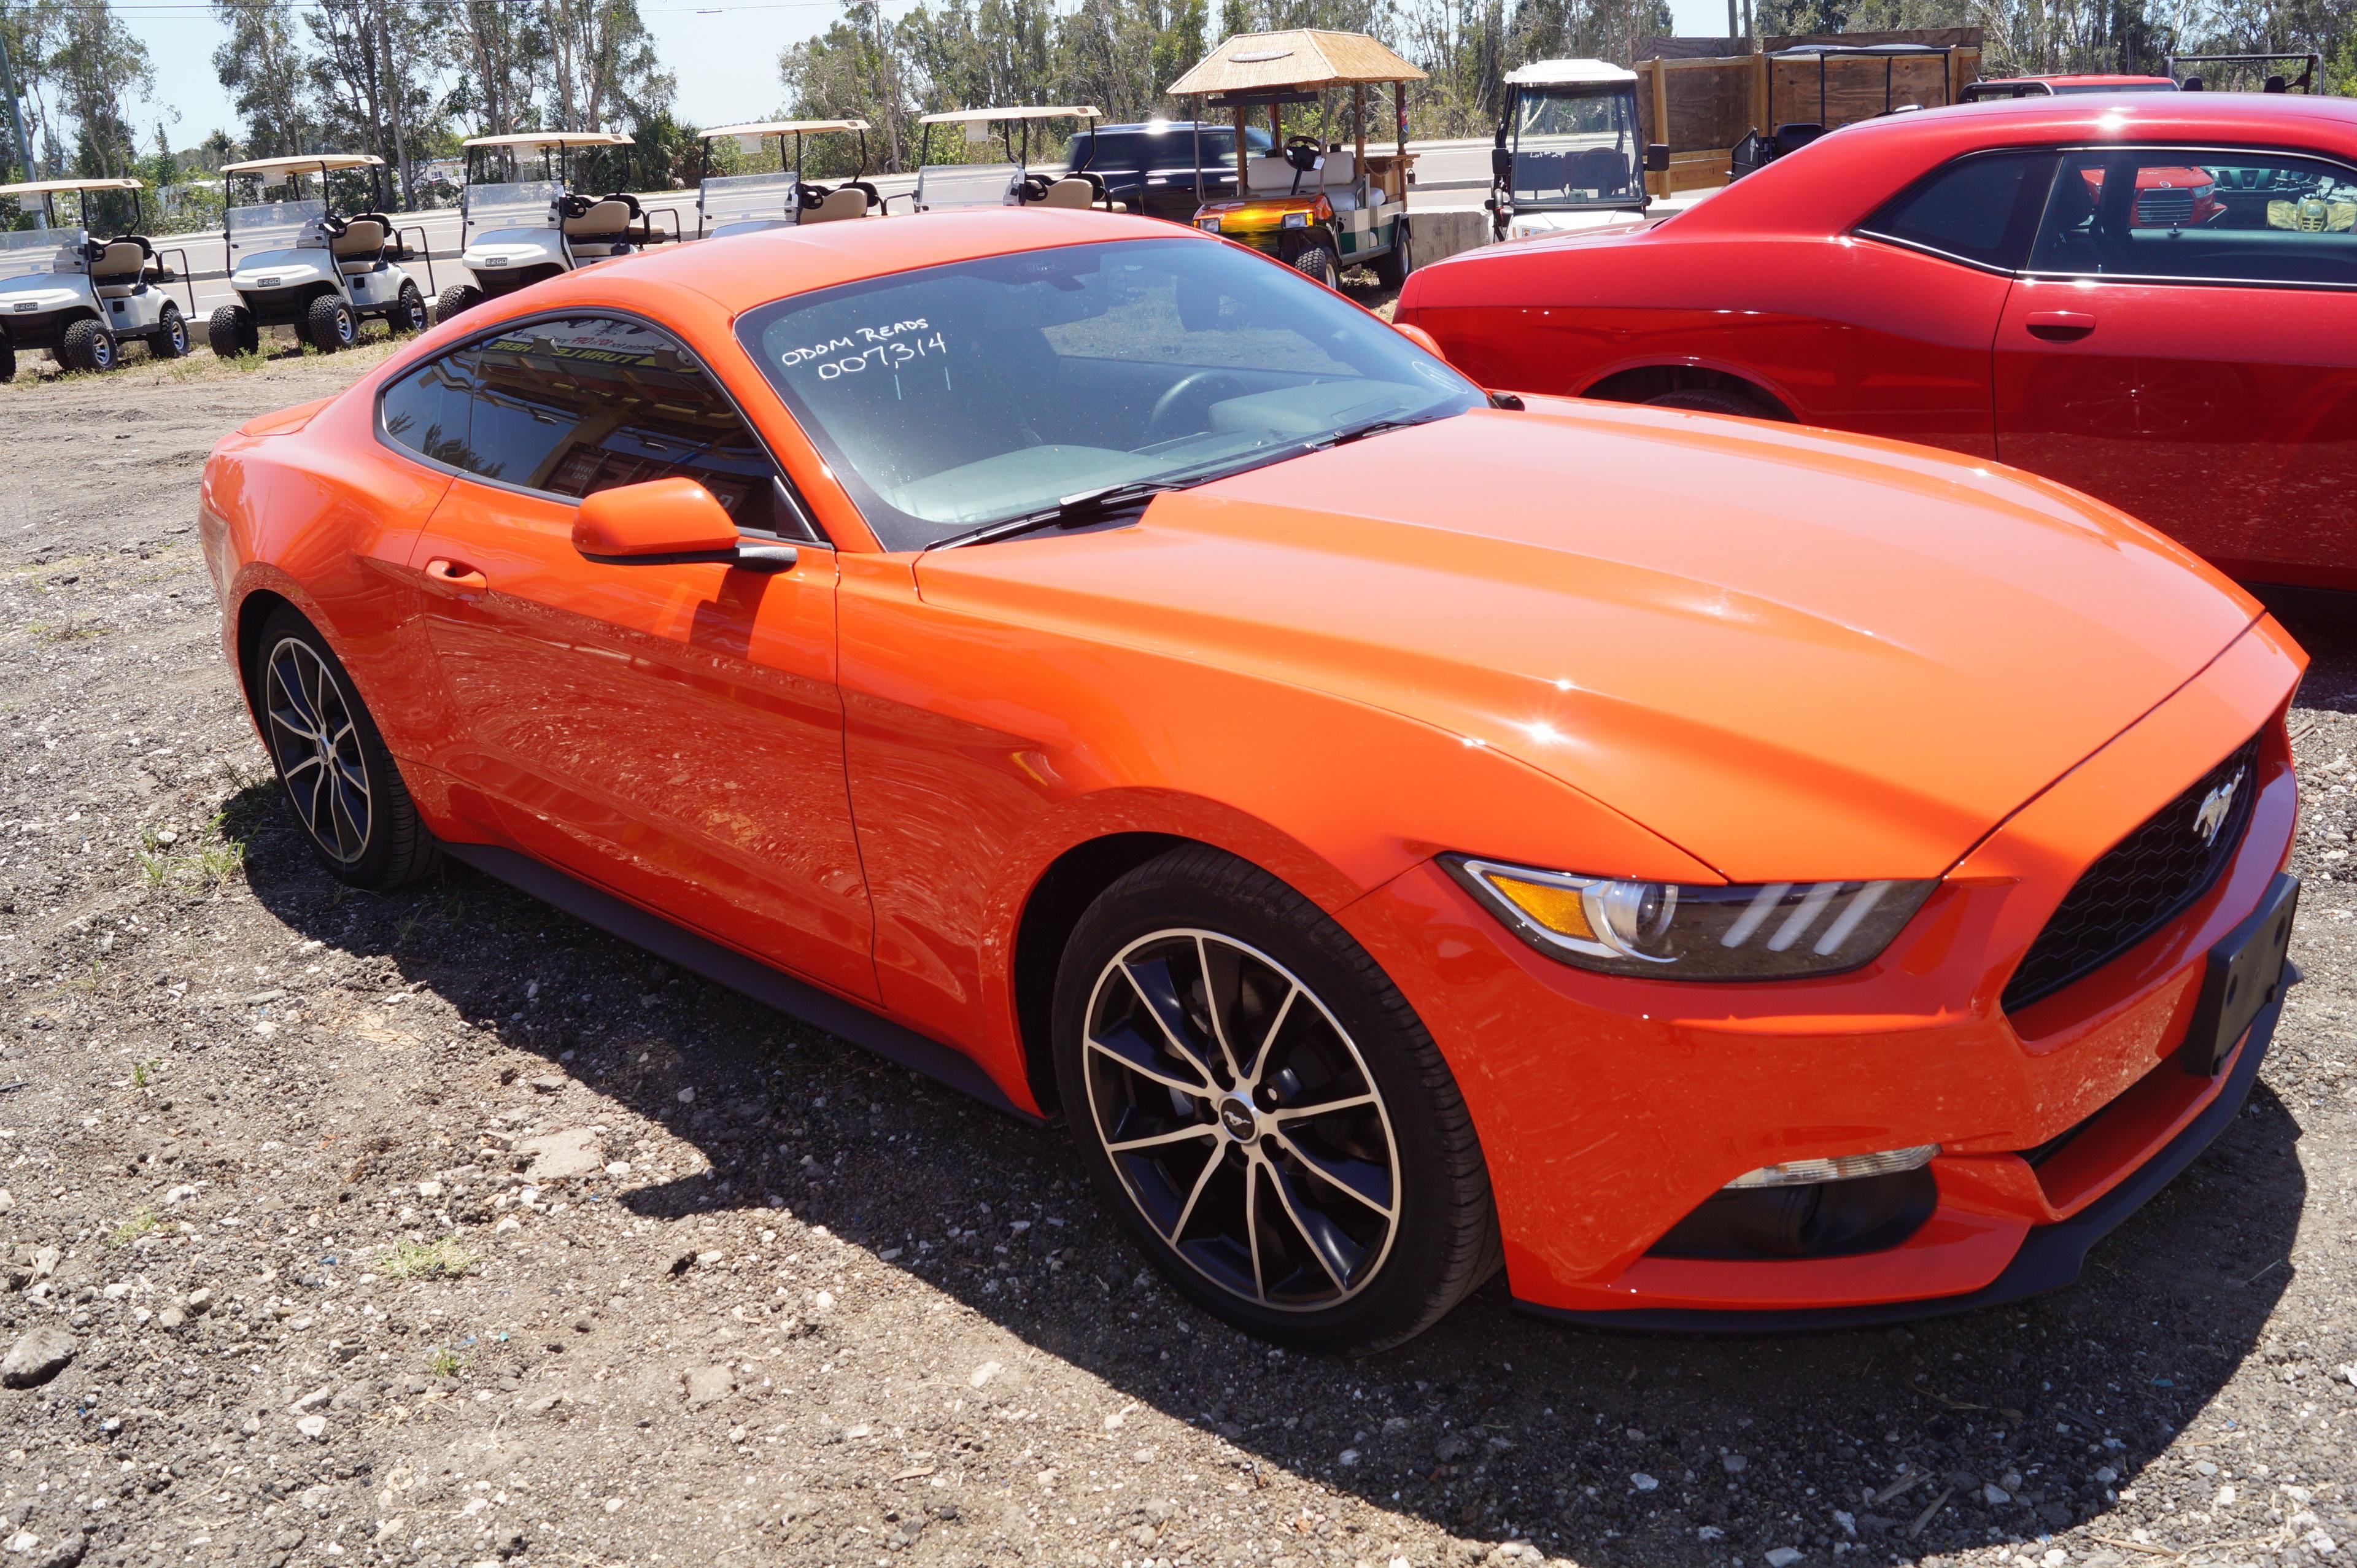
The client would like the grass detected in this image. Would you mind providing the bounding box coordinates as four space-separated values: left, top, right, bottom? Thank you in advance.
131 1058 160 1088
425 1344 468 1378
134 809 249 890
381 1235 475 1281
24 616 112 642
109 1207 159 1246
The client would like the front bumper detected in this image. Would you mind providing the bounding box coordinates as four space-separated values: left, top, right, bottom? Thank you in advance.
1337 619 2304 1320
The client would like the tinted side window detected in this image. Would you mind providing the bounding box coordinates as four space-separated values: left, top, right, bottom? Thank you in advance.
379 315 810 537
1859 150 2058 271
2027 147 2357 287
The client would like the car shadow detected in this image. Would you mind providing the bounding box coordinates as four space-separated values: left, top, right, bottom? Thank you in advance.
2255 587 2357 714
236 803 2305 1566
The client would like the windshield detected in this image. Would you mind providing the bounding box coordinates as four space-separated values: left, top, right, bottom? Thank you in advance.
737 236 1482 550
1509 86 1642 207
2051 81 2178 93
1066 127 1275 171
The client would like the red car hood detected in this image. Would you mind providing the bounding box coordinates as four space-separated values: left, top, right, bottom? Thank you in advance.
913 403 2262 882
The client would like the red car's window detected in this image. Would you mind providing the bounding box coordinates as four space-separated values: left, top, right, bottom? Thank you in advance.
2029 148 2357 288
1857 150 2059 272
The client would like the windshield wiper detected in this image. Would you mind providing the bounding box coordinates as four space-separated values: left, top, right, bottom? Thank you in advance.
1313 410 1455 449
923 480 1181 552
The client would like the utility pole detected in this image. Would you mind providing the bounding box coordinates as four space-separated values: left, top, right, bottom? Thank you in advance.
0 25 41 223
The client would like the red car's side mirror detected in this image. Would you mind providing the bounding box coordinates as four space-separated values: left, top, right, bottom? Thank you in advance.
573 477 796 572
1394 321 1450 363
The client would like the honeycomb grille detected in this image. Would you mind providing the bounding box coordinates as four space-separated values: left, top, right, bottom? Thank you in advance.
2002 733 2262 1015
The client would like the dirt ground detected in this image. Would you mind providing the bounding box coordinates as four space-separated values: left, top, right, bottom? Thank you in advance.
2 341 2355 1568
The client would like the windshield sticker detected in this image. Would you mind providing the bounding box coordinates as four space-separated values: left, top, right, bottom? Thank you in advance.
783 321 950 382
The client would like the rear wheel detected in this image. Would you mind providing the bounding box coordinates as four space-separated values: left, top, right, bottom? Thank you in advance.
304 293 357 352
1052 845 1500 1354
208 304 259 359
0 334 14 383
1373 222 1414 289
251 608 439 889
150 301 188 359
60 318 115 373
1644 386 1781 419
1290 244 1339 289
393 281 428 334
435 283 484 325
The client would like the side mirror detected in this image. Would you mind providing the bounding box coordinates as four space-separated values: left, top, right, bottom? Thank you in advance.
1645 143 1671 173
1393 321 1450 363
573 477 797 572
1490 145 1512 183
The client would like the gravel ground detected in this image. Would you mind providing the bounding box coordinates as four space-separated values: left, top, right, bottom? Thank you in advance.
2 345 2354 1568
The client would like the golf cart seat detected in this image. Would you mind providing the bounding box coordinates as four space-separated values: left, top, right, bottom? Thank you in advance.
1773 122 1827 158
799 187 869 224
1246 154 1302 193
86 238 158 298
561 195 637 255
1314 152 1372 210
329 217 391 275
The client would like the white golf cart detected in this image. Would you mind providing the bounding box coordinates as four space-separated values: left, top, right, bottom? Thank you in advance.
209 154 433 358
697 120 881 236
437 131 680 323
0 177 195 378
1488 60 1669 240
913 106 1125 212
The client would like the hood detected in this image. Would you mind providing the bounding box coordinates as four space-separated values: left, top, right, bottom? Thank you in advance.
913 404 2260 882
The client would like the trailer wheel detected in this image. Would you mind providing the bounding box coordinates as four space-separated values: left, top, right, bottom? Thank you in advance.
1373 222 1414 289
150 301 190 359
0 335 14 384
435 283 484 325
208 304 258 360
393 282 428 334
60 318 116 373
1290 244 1339 289
304 293 357 353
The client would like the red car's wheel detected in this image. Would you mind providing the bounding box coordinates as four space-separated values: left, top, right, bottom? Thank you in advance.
1053 845 1499 1353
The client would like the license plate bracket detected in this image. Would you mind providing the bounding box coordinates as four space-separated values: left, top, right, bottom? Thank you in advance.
2180 871 2299 1076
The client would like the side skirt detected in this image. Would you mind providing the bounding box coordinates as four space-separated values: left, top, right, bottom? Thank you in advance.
443 842 1044 1126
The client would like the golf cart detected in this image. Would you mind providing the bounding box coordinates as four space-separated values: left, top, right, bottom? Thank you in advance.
1959 72 2178 100
913 106 1124 212
0 177 194 378
1729 42 1957 179
1488 60 1668 240
697 119 878 235
2170 52 2321 93
438 132 680 323
209 154 433 358
1167 29 1423 288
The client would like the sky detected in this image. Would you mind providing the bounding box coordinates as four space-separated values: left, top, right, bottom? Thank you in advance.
122 0 1734 152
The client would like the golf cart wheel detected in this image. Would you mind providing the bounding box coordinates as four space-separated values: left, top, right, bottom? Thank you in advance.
1290 245 1339 289
1374 222 1414 289
393 282 428 334
151 301 189 359
435 284 484 326
1644 386 1782 420
304 293 357 352
0 335 14 383
60 318 116 373
251 606 439 890
1051 844 1501 1354
208 305 258 360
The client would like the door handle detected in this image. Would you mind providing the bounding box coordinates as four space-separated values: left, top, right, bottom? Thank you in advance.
2025 309 2096 341
422 557 489 595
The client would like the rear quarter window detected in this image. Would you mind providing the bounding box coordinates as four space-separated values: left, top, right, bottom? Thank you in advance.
1858 150 2060 271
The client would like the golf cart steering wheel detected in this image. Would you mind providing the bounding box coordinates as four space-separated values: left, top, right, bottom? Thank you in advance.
1283 137 1324 172
1017 172 1057 204
793 181 831 211
1147 369 1249 441
557 191 595 220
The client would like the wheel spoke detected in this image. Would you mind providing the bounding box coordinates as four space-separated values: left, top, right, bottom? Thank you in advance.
267 704 322 747
1263 1153 1355 1293
1269 1089 1376 1123
1118 960 1221 1087
1085 1031 1213 1100
1245 982 1299 1087
1167 1141 1224 1243
1105 1122 1218 1156
1271 1128 1395 1220
1242 1157 1267 1303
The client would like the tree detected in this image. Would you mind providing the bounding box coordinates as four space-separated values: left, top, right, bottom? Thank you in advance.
545 0 674 133
48 0 150 176
447 0 546 137
780 2 916 168
212 0 314 157
309 0 446 205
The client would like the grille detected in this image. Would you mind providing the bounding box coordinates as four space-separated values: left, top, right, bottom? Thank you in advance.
2002 733 2262 1014
2134 187 2196 227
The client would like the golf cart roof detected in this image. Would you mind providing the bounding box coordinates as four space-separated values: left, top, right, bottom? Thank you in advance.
220 153 384 176
918 106 1101 125
1504 58 1636 87
1768 42 1949 58
702 119 870 139
461 131 633 150
1167 29 1426 96
0 177 142 196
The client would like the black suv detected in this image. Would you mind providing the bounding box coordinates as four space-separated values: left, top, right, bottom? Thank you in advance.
1061 122 1277 222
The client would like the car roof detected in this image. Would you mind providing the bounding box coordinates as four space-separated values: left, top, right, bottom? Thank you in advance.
2000 72 2176 85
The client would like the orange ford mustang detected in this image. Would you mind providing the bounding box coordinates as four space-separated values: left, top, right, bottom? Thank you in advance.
199 210 2304 1351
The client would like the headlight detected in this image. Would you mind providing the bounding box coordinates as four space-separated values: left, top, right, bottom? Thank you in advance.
1282 210 1307 228
1445 855 1935 979
1196 216 1220 233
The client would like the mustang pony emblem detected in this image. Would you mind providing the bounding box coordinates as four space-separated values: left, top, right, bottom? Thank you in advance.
2194 769 2245 846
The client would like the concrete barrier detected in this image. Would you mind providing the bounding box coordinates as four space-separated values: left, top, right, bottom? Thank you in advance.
1411 203 1495 265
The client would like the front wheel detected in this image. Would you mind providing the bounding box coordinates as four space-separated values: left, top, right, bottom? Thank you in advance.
1289 244 1339 290
435 283 484 326
151 300 189 358
60 317 116 373
1644 385 1783 420
304 292 357 352
0 334 15 382
250 608 439 889
208 304 259 360
393 281 428 334
1052 846 1500 1354
1373 222 1414 289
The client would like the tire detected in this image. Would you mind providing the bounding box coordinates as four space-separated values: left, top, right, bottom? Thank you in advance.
1373 221 1414 289
1052 844 1500 1354
60 317 116 373
207 304 259 360
150 301 189 359
392 281 428 334
1290 244 1339 289
435 283 484 326
0 335 14 383
250 607 439 890
304 292 357 352
1644 385 1781 419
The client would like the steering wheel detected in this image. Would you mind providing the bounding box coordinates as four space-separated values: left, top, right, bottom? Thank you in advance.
319 212 349 239
1147 370 1249 441
793 181 831 211
1283 137 1324 172
1017 172 1057 204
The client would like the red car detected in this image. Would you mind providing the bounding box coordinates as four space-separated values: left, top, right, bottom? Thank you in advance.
1398 93 2357 591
